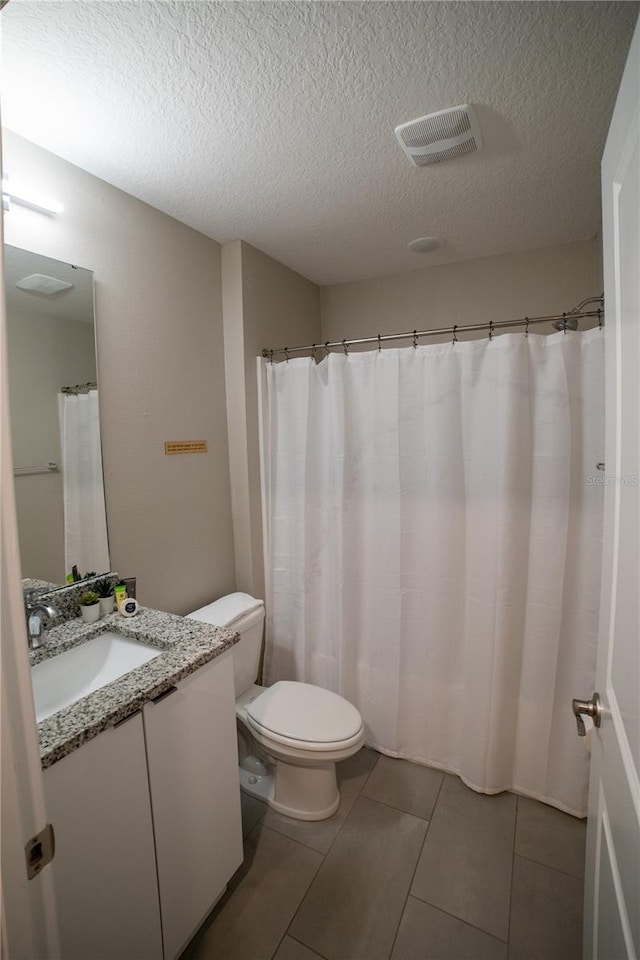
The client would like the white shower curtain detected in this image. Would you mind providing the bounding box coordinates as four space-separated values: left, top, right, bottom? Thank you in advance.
259 330 604 816
58 390 109 576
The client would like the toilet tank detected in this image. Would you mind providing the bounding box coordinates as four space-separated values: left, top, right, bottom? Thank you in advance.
186 593 265 698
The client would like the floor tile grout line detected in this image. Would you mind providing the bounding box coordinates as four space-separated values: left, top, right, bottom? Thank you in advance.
273 761 384 955
405 894 511 946
255 824 327 960
289 932 331 960
280 851 328 957
354 789 439 823
256 821 330 864
386 771 447 960
506 794 519 948
513 850 586 882
360 750 381 790
428 769 447 818
243 756 380 891
261 776 376 856
278 759 430 960
318 769 375 853
231 760 582 960
261 816 336 856
408 773 514 945
262 755 406 858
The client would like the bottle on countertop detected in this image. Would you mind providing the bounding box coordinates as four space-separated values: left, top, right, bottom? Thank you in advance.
114 581 127 611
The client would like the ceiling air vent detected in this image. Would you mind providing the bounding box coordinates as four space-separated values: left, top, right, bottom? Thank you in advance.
395 104 482 167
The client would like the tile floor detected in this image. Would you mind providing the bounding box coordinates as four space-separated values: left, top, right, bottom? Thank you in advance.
181 750 586 960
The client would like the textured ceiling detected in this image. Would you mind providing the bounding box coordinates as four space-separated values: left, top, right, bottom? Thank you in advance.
1 1 638 285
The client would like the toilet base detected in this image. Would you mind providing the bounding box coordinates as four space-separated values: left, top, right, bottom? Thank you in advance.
239 754 341 821
239 764 274 804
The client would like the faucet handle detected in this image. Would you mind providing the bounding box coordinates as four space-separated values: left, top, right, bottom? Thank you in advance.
25 587 47 609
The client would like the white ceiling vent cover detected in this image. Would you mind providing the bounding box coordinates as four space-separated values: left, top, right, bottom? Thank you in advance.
395 104 482 167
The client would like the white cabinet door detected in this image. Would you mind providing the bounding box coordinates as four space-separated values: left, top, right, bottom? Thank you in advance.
44 711 163 960
143 651 243 960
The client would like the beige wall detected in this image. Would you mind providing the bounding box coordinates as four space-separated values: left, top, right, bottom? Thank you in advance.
8 307 96 583
3 129 603 615
222 240 321 599
3 131 235 614
320 240 603 345
225 239 600 601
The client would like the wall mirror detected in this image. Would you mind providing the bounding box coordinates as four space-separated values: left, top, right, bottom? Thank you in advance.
5 244 110 586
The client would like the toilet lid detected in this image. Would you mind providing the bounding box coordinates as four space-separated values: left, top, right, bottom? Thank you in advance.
246 681 363 744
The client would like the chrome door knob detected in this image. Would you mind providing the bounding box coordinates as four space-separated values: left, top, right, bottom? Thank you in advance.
572 692 602 736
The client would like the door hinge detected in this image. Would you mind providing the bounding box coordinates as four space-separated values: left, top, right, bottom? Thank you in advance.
25 823 55 880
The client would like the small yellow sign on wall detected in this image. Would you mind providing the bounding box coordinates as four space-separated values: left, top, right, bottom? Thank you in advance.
164 440 208 455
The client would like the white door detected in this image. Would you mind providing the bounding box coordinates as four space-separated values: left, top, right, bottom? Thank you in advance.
582 15 640 960
1 169 60 956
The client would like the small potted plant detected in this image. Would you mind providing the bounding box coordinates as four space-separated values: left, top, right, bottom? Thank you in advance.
95 578 115 617
79 590 101 623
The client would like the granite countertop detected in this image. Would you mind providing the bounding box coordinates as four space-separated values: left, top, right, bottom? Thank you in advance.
31 606 238 769
23 577 60 593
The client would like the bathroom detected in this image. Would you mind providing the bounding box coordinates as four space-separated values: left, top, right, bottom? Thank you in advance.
1 2 639 959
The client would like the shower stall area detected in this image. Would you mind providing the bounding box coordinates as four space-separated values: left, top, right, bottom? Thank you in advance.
259 307 605 818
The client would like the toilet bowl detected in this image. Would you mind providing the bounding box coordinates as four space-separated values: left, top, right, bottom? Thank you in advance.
187 593 364 821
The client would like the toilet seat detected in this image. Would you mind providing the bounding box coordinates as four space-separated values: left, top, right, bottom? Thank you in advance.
245 681 364 753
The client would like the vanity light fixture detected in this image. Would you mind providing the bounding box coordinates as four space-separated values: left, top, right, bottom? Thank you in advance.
2 175 63 216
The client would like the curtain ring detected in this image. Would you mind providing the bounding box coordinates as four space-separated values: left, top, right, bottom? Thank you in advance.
325 341 331 354
311 344 317 362
269 349 274 363
284 347 290 363
413 330 418 349
378 334 382 353
598 309 602 330
342 339 349 356
489 319 494 341
452 324 458 343
524 316 529 338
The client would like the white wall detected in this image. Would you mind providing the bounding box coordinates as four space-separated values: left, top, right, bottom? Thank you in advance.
320 240 603 345
3 130 235 614
222 240 321 598
8 307 96 583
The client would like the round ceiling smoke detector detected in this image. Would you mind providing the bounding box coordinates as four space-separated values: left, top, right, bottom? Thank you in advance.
407 237 439 253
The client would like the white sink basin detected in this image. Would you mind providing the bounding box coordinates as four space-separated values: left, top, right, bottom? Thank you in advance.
31 631 162 723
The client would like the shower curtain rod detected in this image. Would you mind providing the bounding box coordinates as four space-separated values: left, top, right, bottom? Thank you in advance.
262 296 604 359
61 381 98 395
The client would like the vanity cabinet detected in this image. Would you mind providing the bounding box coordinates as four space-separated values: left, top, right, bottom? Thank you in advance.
143 650 243 960
43 649 243 960
44 712 163 960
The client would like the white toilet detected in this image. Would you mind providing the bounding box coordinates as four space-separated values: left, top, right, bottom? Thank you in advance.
187 593 364 821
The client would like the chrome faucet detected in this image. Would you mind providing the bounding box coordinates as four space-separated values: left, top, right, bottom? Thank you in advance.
25 592 59 649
